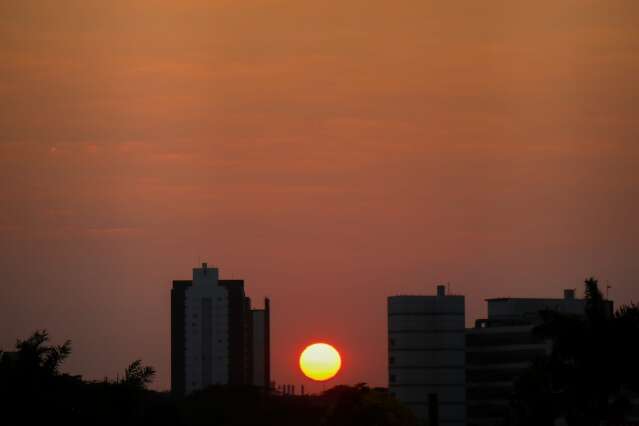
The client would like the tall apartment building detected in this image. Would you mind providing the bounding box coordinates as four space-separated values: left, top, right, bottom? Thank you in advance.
171 263 270 397
388 285 466 426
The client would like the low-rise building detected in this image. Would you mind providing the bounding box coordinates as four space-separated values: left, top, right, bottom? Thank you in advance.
466 289 610 426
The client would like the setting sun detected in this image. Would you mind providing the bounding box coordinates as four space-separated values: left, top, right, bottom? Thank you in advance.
299 343 342 381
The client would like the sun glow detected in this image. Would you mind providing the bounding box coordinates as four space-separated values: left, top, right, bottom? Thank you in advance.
299 343 342 381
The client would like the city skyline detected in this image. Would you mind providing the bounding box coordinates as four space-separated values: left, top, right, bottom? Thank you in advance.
2 0 639 396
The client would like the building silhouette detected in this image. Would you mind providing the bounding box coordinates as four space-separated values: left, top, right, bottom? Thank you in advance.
388 286 615 426
251 298 270 387
466 289 612 426
171 263 270 396
388 285 466 426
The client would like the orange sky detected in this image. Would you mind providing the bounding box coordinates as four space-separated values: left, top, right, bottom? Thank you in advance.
1 0 638 392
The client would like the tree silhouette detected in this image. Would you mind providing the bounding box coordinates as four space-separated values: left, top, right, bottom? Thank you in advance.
1 330 418 425
584 277 609 323
320 383 416 426
15 329 72 374
0 330 165 425
122 359 156 389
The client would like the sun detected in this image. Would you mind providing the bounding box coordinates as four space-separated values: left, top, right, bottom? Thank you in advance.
299 342 342 381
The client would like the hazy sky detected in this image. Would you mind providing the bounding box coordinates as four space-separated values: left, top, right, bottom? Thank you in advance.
1 0 638 392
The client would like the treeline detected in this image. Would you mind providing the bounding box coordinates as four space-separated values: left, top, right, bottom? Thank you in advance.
0 331 415 426
0 330 166 425
179 384 415 426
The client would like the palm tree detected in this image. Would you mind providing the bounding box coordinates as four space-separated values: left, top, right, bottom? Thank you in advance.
121 359 156 389
14 329 72 374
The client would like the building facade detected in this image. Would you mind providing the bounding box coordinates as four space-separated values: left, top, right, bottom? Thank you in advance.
171 263 270 396
466 323 549 426
466 289 611 426
388 285 466 426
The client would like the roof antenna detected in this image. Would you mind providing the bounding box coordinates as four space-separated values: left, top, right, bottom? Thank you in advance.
447 282 451 295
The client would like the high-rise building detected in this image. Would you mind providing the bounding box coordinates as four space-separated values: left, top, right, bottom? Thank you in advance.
388 285 466 426
171 263 270 397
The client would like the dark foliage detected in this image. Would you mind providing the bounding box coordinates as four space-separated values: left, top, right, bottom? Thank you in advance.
0 330 164 426
0 331 416 426
177 382 415 426
123 359 156 388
